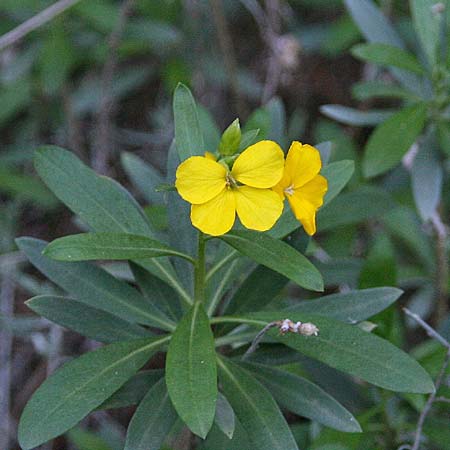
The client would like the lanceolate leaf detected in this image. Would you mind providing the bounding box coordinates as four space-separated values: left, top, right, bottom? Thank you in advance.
217 357 299 450
214 393 236 439
34 146 152 236
351 43 425 74
26 295 152 343
131 262 182 322
318 186 396 231
16 238 175 331
320 105 394 126
33 146 183 291
411 134 443 221
344 0 421 90
285 287 403 323
410 0 442 66
98 370 164 410
241 313 434 394
220 230 323 292
18 336 170 449
225 265 288 315
363 103 428 178
166 303 217 438
125 378 178 450
241 362 361 432
321 160 355 206
44 233 195 263
121 152 164 205
173 83 205 161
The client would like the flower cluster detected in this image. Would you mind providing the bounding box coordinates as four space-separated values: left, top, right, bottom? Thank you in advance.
175 140 327 236
279 318 319 336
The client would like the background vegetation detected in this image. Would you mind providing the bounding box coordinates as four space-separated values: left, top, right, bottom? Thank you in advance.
0 0 448 449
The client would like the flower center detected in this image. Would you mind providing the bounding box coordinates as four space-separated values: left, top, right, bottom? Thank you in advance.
284 184 295 196
225 173 238 188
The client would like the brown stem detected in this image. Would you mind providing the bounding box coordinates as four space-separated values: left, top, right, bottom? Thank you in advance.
210 0 245 117
431 211 449 323
92 0 135 174
0 0 81 51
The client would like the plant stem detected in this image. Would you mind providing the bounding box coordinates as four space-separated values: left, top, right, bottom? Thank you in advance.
194 232 206 304
0 0 81 52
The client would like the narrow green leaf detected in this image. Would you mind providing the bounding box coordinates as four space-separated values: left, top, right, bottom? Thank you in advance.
382 206 434 270
352 81 420 101
266 97 288 148
121 152 164 205
125 378 178 450
34 146 181 289
26 295 151 343
220 230 323 292
318 186 396 231
241 362 361 432
166 142 196 297
242 313 435 393
214 393 235 439
131 262 182 322
344 0 421 90
98 370 164 410
225 265 288 315
239 129 260 151
217 357 299 450
198 104 221 152
321 160 355 206
18 336 170 449
316 141 332 164
16 238 175 331
173 83 205 161
44 232 195 263
34 146 151 236
410 0 442 66
219 118 241 156
320 105 394 126
411 133 443 221
285 287 403 322
351 43 425 74
363 103 428 177
345 0 404 48
166 303 217 438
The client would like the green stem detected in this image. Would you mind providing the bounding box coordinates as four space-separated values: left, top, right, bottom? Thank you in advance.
205 249 238 283
210 316 267 327
194 232 206 304
206 258 239 317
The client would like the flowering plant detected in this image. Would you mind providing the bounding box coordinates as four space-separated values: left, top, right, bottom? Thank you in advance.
16 84 434 450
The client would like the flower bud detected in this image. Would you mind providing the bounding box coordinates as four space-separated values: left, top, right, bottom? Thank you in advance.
298 322 319 336
218 118 241 156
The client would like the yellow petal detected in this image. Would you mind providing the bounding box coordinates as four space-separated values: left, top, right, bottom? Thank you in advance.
232 140 284 188
175 156 227 204
287 174 328 235
234 186 284 232
285 141 322 188
191 189 236 236
204 151 217 161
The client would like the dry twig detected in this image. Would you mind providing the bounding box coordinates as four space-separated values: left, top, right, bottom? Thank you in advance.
92 0 135 174
402 307 450 450
0 0 81 52
210 0 245 117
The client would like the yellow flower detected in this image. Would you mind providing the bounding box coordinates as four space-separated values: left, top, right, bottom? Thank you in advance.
274 142 328 236
175 141 285 236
